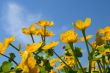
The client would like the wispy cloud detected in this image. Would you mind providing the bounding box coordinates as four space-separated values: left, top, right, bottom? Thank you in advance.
1 2 42 44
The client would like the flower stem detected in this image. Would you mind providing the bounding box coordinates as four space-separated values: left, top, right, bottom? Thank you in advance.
53 50 72 70
30 34 35 43
10 43 19 51
97 60 102 73
82 30 91 73
0 53 18 66
69 43 85 73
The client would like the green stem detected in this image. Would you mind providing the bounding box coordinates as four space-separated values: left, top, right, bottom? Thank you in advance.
97 60 102 73
30 34 35 43
10 43 19 51
82 30 91 73
69 43 85 73
53 50 72 70
43 26 46 45
0 53 18 66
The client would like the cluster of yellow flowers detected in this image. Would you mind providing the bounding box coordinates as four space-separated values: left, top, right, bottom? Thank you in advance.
0 18 110 73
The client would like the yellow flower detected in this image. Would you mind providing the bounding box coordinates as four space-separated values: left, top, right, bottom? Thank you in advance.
74 18 91 30
101 49 110 56
98 26 110 41
98 26 110 34
27 56 36 69
35 28 54 37
18 51 38 73
91 42 97 48
96 33 105 46
4 36 15 49
91 61 96 72
60 30 78 43
36 20 54 27
42 41 59 50
29 66 40 73
49 70 57 73
79 35 92 42
49 58 59 66
26 42 42 53
64 56 75 67
0 42 4 54
56 63 65 70
22 24 37 35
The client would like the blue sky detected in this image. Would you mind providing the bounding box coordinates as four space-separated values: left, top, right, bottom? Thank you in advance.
0 0 110 66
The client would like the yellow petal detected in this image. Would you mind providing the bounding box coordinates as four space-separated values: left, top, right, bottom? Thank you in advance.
80 35 93 42
42 41 59 50
22 28 30 34
29 24 36 34
75 20 84 30
26 42 42 53
28 56 36 69
84 18 91 28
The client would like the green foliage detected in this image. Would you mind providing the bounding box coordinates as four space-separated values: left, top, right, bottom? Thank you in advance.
74 47 83 58
0 61 12 73
40 67 48 73
9 52 16 62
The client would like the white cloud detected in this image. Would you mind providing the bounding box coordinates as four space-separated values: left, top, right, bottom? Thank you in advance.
2 2 42 44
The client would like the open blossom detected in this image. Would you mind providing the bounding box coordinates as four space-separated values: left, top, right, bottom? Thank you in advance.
18 51 40 73
60 30 78 43
49 70 57 73
36 20 54 27
79 35 93 42
74 18 91 30
49 58 59 66
35 28 54 37
0 36 15 54
42 41 59 50
26 42 43 53
98 26 110 41
22 24 37 35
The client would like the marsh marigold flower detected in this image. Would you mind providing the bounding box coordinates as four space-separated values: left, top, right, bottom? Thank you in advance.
91 61 96 72
0 36 15 54
22 24 37 35
35 28 54 37
42 41 59 50
98 26 110 41
4 36 15 49
0 42 4 54
74 18 91 30
26 42 42 53
60 30 78 43
18 51 39 73
49 58 59 66
36 20 54 27
49 70 57 73
79 35 93 42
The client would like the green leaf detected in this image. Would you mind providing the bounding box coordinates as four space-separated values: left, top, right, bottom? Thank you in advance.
1 61 12 73
40 67 48 73
15 68 22 73
9 52 16 62
74 47 83 57
43 59 53 72
92 71 99 73
46 49 54 57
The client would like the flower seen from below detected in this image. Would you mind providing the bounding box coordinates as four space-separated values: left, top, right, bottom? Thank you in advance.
0 36 15 54
22 24 37 35
36 20 54 27
74 18 91 30
26 42 42 53
42 41 59 50
79 35 93 42
60 30 78 43
35 28 54 37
